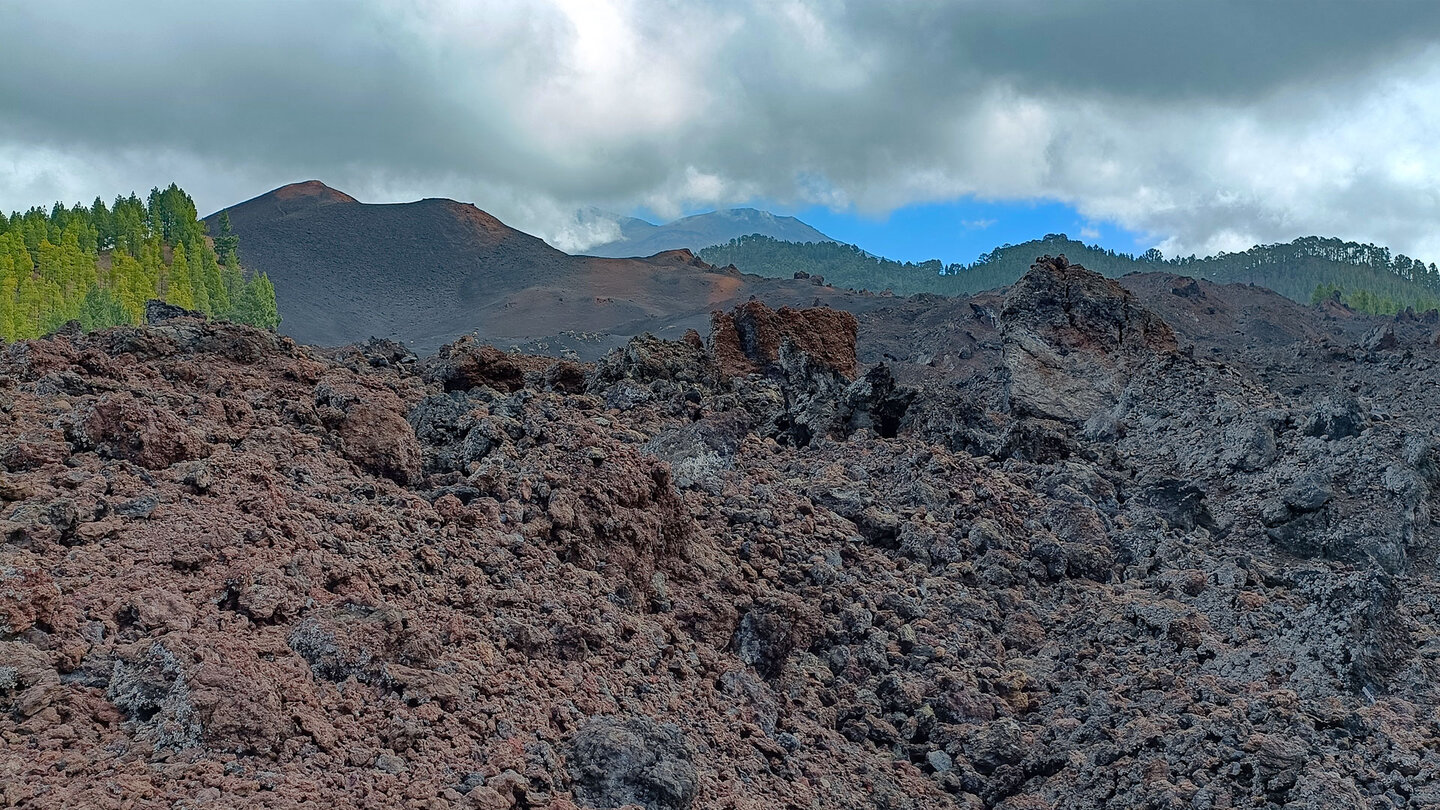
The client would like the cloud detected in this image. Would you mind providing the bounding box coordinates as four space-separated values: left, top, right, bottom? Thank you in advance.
3 1 1440 257
962 219 997 231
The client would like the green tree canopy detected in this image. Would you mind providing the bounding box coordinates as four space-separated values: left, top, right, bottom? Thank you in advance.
0 183 282 340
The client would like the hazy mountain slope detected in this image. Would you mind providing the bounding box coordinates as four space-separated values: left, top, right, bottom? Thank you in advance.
206 183 858 354
581 207 834 258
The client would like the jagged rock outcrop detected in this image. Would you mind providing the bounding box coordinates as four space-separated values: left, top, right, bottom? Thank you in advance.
1000 255 1178 427
1002 254 1177 356
143 298 204 324
709 300 858 379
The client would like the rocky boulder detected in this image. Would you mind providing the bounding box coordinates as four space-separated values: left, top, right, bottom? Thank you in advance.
569 716 697 810
423 337 530 393
143 299 205 324
315 375 423 484
1001 255 1178 424
1001 254 1177 355
709 301 858 379
67 393 210 469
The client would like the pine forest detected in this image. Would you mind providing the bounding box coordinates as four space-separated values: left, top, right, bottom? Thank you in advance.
0 183 278 340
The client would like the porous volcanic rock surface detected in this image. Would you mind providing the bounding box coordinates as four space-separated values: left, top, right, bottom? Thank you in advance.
2 257 1439 809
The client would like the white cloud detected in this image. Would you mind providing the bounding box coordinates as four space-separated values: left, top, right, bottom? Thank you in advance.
3 2 1440 259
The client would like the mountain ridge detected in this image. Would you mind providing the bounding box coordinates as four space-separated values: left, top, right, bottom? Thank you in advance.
701 231 1440 312
207 181 1440 359
204 182 863 355
579 206 835 258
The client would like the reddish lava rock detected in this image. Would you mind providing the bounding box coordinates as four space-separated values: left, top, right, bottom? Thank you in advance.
425 337 537 393
72 392 211 469
709 300 859 379
337 402 423 485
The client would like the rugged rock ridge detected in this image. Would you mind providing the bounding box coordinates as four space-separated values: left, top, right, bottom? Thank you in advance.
1 259 1438 809
1000 255 1178 427
1002 254 1178 356
709 301 859 379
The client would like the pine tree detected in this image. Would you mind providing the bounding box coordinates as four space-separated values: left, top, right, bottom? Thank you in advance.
0 233 19 340
189 243 211 314
140 236 164 300
13 268 39 339
90 197 114 251
36 277 70 336
198 242 228 315
214 211 240 268
236 273 280 329
0 282 14 341
78 285 128 331
36 238 61 286
58 226 97 316
221 263 246 314
166 242 196 310
112 251 149 323
113 194 146 257
18 209 46 259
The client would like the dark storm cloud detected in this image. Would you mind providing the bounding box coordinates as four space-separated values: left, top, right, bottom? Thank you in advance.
850 0 1440 102
0 3 519 178
3 1 1440 257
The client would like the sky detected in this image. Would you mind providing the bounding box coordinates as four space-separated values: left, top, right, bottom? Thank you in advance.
4 1 1440 265
645 198 1149 266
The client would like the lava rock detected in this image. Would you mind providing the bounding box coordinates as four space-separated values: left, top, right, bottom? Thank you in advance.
569 716 698 810
709 300 858 379
144 299 204 324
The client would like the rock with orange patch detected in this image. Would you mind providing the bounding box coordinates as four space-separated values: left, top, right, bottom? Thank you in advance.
709 301 858 379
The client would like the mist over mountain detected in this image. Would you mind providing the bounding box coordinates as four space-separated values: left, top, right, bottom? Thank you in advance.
577 207 834 258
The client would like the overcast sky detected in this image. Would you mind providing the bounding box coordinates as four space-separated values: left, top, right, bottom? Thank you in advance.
4 1 1440 260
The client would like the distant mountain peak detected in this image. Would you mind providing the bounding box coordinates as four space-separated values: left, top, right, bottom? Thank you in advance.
269 180 359 205
577 207 834 258
203 186 847 354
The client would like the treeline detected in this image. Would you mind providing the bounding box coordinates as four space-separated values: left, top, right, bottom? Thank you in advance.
700 233 1440 313
1310 283 1440 315
0 183 279 340
701 237 979 297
